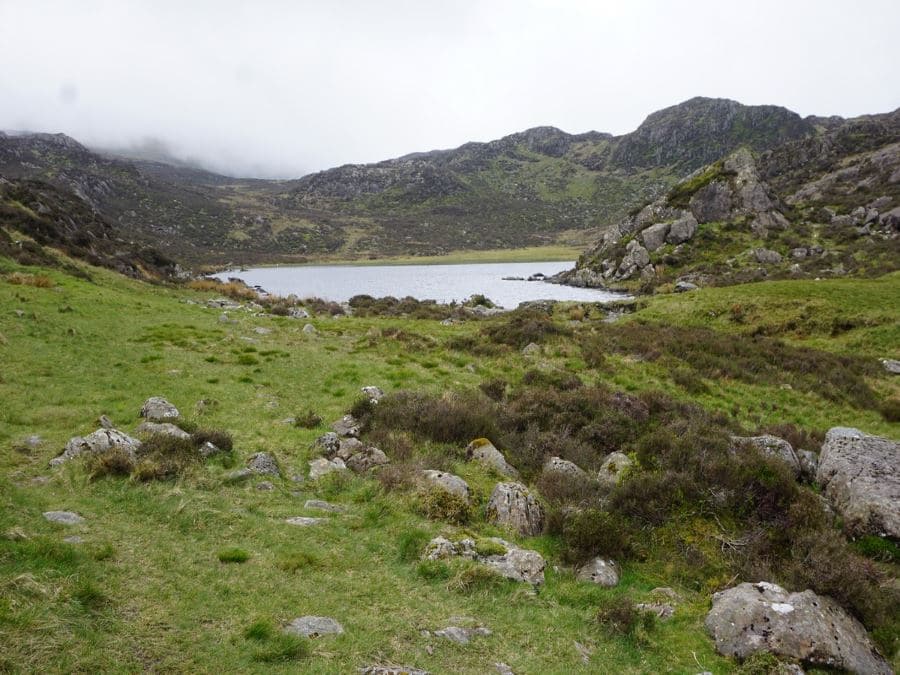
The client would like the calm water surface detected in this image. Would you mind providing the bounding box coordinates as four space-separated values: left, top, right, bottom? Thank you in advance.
215 261 625 308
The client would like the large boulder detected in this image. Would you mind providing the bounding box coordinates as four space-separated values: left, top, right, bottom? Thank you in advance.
421 470 470 501
331 415 359 438
640 222 669 252
597 451 633 488
666 213 699 245
542 456 589 482
139 396 180 421
754 248 783 265
690 180 733 223
576 557 619 587
730 435 801 476
308 457 347 480
345 446 390 473
423 536 545 585
247 452 280 477
816 427 900 538
51 428 142 466
283 616 343 637
466 439 519 479
706 581 891 674
486 482 544 536
136 422 190 440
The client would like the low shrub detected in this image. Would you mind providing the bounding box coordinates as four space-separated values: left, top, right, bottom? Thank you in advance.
594 595 655 641
561 509 632 564
416 559 451 581
275 550 320 572
397 528 430 562
481 308 571 348
86 447 135 479
479 378 508 402
72 580 108 611
217 547 250 563
365 390 498 445
251 633 309 663
447 562 505 593
190 428 234 452
6 272 55 288
536 468 599 506
415 488 470 524
293 410 323 429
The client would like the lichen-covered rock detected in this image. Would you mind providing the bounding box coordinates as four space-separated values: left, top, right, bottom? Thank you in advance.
139 396 180 421
816 427 900 538
421 470 470 501
360 385 385 403
466 439 519 478
346 446 389 473
641 222 669 252
486 482 544 536
730 435 800 476
331 414 360 438
312 432 341 456
308 457 347 480
706 581 891 674
283 616 343 637
304 499 344 513
422 536 546 585
597 451 633 488
247 452 280 477
423 536 458 561
797 449 819 482
51 428 142 467
285 517 326 527
576 557 619 587
136 422 190 440
434 625 491 645
689 180 733 223
881 358 900 375
43 511 84 525
666 213 698 245
542 456 589 482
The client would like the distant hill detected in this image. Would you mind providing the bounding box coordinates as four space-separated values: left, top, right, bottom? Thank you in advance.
0 98 852 265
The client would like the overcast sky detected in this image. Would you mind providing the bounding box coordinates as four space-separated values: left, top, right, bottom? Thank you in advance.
2 0 898 178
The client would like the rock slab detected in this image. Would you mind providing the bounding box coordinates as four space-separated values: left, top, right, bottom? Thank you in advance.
486 482 544 536
284 615 343 637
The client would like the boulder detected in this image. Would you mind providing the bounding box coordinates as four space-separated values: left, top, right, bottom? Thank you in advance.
302 323 317 334
878 206 900 229
816 427 900 538
285 517 326 527
521 342 541 357
640 222 670 252
730 435 801 476
313 432 341 456
689 181 733 223
304 499 344 513
288 307 309 319
542 456 589 482
247 452 280 477
283 616 343 637
753 248 783 265
674 280 698 293
43 511 84 525
136 422 190 440
666 214 699 245
636 603 675 620
881 358 900 375
434 626 492 645
139 396 180 421
308 457 347 480
361 385 385 403
484 546 546 585
576 557 619 587
797 450 819 482
486 482 544 536
421 470 470 501
466 439 519 479
346 446 390 473
98 415 113 429
706 581 891 674
331 415 360 438
597 452 633 488
199 441 221 458
335 437 365 460
51 428 142 466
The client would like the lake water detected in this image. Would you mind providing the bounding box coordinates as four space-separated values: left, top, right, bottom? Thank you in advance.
215 261 626 308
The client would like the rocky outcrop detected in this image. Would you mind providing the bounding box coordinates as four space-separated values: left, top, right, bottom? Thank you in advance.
816 427 900 538
421 470 470 501
466 439 519 478
139 397 180 422
345 446 389 473
331 415 360 438
308 457 347 479
423 536 546 585
730 435 801 476
597 452 633 488
136 422 190 440
486 482 545 536
576 557 619 587
283 616 343 637
706 581 891 674
52 428 142 467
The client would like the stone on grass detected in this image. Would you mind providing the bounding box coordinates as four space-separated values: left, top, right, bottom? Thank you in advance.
816 427 900 538
881 358 900 375
596 452 633 488
139 396 180 421
361 385 385 403
730 435 800 476
576 557 619 587
247 452 280 477
434 626 491 645
543 456 589 481
285 516 326 527
224 469 253 484
360 667 428 675
421 470 470 501
136 421 191 440
636 603 675 620
98 415 113 429
495 664 514 675
706 581 891 674
466 438 519 478
256 481 274 491
308 457 347 480
753 248 783 265
302 323 317 334
304 499 344 513
346 447 390 473
313 432 341 456
52 428 142 466
63 535 85 544
521 342 541 357
43 511 84 525
484 546 545 585
486 482 544 536
199 441 221 458
331 415 360 438
284 615 343 637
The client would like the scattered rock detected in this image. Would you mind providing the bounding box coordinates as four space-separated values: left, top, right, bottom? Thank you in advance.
434 626 491 645
313 432 341 456
421 470 470 501
542 456 589 482
674 280 698 293
288 307 309 319
465 439 519 478
596 451 633 488
256 481 274 491
304 499 344 513
730 435 801 476
283 616 343 637
576 557 619 587
63 535 84 544
881 358 900 375
43 511 84 525
332 415 360 438
486 482 544 536
521 342 541 357
253 327 271 335
223 468 253 484
636 603 675 620
136 421 190 440
360 667 428 675
308 457 347 480
52 428 142 466
285 517 326 527
97 415 113 429
641 222 670 252
302 323 317 334
346 446 390 473
753 248 783 265
816 427 900 538
361 385 385 403
494 663 514 675
199 441 221 458
797 449 819 482
139 396 180 421
706 581 891 674
247 452 280 477
423 536 545 585
335 437 365 460
666 213 698 245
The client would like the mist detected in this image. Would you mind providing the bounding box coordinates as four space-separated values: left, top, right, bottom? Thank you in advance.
1 0 898 179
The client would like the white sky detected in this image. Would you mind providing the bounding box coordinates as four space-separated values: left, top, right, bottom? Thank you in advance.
1 0 898 178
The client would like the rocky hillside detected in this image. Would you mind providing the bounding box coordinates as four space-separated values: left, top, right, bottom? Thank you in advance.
555 109 900 292
0 98 816 263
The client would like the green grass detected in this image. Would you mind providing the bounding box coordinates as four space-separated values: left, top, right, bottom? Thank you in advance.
0 256 897 673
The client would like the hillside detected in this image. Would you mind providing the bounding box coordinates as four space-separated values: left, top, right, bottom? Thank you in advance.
0 98 816 264
555 108 900 292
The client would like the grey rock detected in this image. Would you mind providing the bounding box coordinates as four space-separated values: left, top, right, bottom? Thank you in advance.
313 432 341 456
675 280 698 293
881 358 900 375
484 546 546 585
706 581 891 674
542 456 589 481
689 180 733 223
521 342 541 357
283 615 343 637
139 396 180 421
466 439 519 478
753 248 783 264
43 511 84 525
199 441 221 458
247 452 280 477
331 415 360 438
136 421 190 440
360 667 428 675
335 437 365 460
666 214 699 245
486 482 544 536
346 446 390 473
495 663 515 675
21 435 43 449
878 206 900 228
256 481 274 491
421 470 470 501
302 323 317 334
576 557 619 586
285 516 326 527
790 247 808 259
797 449 819 482
253 327 271 335
224 468 254 484
304 499 344 513
63 535 84 544
98 415 113 429
830 214 855 227
597 451 633 488
641 222 670 252
730 435 800 476
434 626 491 645
623 239 650 269
361 385 385 403
422 536 458 561
288 307 309 319
636 603 675 620
308 457 347 480
52 428 142 466
816 427 900 538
